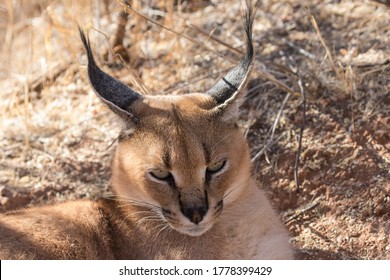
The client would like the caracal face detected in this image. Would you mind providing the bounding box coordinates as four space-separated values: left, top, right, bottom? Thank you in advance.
112 94 251 236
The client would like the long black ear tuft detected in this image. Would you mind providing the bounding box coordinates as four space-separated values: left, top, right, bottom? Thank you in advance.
207 1 258 119
79 28 141 124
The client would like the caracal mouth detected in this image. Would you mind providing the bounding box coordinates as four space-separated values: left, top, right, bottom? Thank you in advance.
170 223 213 237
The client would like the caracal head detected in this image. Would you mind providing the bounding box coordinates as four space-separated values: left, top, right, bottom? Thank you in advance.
79 2 257 236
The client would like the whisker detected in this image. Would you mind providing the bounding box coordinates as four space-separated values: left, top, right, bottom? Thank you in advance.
137 215 163 225
160 224 173 240
222 176 251 201
222 186 240 200
117 212 135 230
107 195 163 211
206 176 252 226
156 223 170 237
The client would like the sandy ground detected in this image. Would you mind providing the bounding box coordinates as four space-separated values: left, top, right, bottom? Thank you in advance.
0 0 389 259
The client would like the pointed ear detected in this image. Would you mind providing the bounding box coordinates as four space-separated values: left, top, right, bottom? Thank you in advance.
207 1 257 122
79 28 141 125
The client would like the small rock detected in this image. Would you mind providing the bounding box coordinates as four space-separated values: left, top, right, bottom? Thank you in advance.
1 196 9 205
0 187 13 198
19 176 30 185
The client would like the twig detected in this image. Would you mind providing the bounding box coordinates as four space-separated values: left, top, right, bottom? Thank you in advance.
308 225 332 243
114 0 201 48
89 26 152 95
162 68 230 94
4 61 72 100
285 40 316 60
294 78 306 192
310 15 342 81
254 65 297 96
115 0 296 96
185 22 243 55
283 197 321 224
110 9 130 62
346 65 356 133
251 92 291 162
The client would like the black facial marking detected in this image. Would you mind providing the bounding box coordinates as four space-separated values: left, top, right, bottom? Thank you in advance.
216 200 223 209
162 208 173 216
205 171 212 185
162 149 171 169
202 143 211 165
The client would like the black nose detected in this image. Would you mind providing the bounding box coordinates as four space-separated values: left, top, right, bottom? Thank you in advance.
180 205 208 224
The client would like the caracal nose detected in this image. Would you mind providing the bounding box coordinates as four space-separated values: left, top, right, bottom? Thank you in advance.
180 205 208 224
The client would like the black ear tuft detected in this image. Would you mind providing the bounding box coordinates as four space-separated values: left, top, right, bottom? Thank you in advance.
79 27 141 124
206 1 258 115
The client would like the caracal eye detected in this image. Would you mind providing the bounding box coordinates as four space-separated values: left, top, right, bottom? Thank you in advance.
150 169 172 180
207 160 226 173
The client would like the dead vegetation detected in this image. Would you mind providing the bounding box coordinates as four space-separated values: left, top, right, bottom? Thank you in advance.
0 0 389 259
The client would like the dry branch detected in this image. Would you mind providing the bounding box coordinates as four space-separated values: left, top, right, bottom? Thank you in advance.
4 60 72 101
251 92 291 162
294 78 306 192
110 10 130 62
310 15 342 82
283 197 322 224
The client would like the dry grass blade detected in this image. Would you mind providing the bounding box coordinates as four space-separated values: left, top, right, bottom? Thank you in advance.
251 92 291 162
185 22 243 55
115 0 295 96
283 197 322 224
85 26 152 95
113 0 246 88
254 65 297 95
114 0 200 47
310 15 342 81
294 78 306 192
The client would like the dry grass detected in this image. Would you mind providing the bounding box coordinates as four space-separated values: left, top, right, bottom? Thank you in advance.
0 0 389 259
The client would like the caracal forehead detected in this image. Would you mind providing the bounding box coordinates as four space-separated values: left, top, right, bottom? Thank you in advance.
135 94 217 118
133 94 219 166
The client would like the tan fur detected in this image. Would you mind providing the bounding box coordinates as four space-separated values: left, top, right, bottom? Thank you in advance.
0 94 293 259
